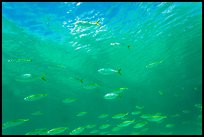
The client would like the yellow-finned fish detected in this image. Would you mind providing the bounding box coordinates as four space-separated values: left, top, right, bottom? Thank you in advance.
70 127 85 135
24 94 48 101
112 113 128 119
47 127 68 135
98 68 122 75
75 19 100 27
3 119 29 129
146 60 164 69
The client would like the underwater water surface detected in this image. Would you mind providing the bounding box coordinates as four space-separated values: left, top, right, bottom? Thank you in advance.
2 2 202 135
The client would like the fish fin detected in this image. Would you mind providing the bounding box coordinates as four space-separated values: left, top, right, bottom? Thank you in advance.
95 20 100 26
80 79 84 84
118 68 122 75
75 77 84 84
41 74 46 81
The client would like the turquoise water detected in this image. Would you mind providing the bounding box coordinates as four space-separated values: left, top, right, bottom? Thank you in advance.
2 2 202 135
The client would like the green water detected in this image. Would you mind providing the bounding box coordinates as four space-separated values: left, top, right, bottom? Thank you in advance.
2 2 202 135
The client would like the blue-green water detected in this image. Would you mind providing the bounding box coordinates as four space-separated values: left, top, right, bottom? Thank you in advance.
2 2 202 135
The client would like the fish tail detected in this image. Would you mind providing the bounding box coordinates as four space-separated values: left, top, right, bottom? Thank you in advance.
41 74 46 81
80 79 84 84
118 68 122 75
75 77 84 84
95 20 100 26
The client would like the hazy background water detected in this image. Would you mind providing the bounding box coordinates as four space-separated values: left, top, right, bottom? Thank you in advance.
2 2 202 135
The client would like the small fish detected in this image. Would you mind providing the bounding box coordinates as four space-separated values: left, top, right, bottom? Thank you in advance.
76 112 87 117
15 73 37 82
112 87 128 94
194 104 202 111
62 98 78 103
70 127 85 135
83 83 100 90
98 68 122 75
15 73 46 82
104 93 119 100
47 127 68 135
22 73 32 78
75 77 84 84
112 113 128 119
85 124 96 129
75 19 100 27
182 110 191 114
111 127 122 132
69 77 84 84
140 114 152 119
97 113 109 118
146 60 163 69
25 128 49 135
99 124 110 129
117 119 135 127
131 111 141 115
31 111 43 116
133 121 148 128
89 129 99 134
8 58 32 63
3 119 29 129
165 124 175 128
147 115 167 122
24 94 48 101
135 106 144 109
121 116 128 120
110 42 120 46
17 58 32 62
